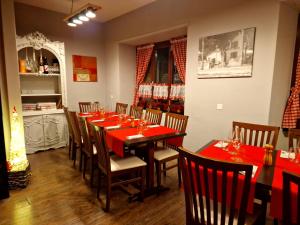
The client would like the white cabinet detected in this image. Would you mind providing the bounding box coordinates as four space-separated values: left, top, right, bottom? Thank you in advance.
24 113 67 154
16 32 68 154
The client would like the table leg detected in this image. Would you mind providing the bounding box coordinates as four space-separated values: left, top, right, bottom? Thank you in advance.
146 142 154 189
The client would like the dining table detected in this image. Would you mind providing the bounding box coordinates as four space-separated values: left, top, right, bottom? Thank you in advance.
80 111 186 192
196 140 300 225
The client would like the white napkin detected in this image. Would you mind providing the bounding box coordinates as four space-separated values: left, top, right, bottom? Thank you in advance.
105 125 121 130
280 150 295 159
239 165 258 178
91 119 105 122
111 115 119 117
214 141 228 148
126 134 144 139
134 118 140 121
147 124 160 128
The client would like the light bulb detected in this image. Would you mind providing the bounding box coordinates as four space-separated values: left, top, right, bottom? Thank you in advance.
79 14 89 21
67 22 77 27
85 10 96 18
72 18 83 24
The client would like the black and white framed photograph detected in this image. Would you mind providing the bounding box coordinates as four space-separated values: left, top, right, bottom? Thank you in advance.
197 27 256 78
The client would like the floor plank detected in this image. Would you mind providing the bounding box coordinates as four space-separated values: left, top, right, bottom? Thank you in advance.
0 148 185 225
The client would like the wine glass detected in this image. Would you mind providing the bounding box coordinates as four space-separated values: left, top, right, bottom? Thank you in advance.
231 129 244 162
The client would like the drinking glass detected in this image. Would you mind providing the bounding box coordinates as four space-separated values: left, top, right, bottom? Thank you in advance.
231 129 244 162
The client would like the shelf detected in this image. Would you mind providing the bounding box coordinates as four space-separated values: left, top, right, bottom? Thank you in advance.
19 72 60 77
21 93 62 97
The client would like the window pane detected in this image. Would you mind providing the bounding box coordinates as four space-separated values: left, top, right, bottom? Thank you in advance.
172 61 183 84
155 48 169 83
144 63 152 83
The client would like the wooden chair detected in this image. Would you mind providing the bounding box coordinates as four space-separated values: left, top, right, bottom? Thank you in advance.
179 147 255 225
144 108 162 125
63 107 73 159
154 113 189 191
129 105 143 119
282 171 300 225
115 102 128 114
78 116 97 187
232 121 280 149
79 102 92 113
288 128 300 149
68 111 83 167
92 125 146 212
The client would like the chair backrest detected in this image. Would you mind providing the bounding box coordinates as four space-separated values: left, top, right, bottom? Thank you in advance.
288 128 300 149
232 121 280 149
178 147 252 225
115 102 128 114
165 112 189 132
79 102 92 113
282 171 300 225
144 108 162 125
78 116 93 155
91 125 111 175
63 107 73 136
129 105 143 119
68 111 81 144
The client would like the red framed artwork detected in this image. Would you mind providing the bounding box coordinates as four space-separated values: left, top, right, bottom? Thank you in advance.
73 55 97 82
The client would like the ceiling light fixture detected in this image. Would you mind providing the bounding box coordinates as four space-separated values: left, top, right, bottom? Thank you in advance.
64 1 101 27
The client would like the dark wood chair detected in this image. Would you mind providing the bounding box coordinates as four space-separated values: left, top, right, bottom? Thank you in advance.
282 171 300 225
154 112 189 192
78 116 97 187
178 147 256 225
68 111 83 167
129 105 143 119
115 102 128 114
288 128 300 149
63 107 73 159
92 125 146 212
79 102 92 113
144 108 162 125
232 121 280 149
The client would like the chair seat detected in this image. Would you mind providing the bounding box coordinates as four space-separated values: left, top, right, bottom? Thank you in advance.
154 148 179 161
110 155 146 172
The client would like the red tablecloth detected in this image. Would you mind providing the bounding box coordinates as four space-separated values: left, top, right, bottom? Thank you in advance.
270 151 300 223
197 141 264 213
106 126 179 157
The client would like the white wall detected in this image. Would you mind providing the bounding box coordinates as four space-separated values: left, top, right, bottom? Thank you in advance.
14 3 106 111
103 0 298 150
268 3 298 149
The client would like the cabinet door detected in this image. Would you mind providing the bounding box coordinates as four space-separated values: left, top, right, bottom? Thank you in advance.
43 114 67 147
23 116 45 153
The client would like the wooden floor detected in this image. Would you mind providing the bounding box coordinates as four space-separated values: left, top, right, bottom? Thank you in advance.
0 148 186 225
0 147 275 225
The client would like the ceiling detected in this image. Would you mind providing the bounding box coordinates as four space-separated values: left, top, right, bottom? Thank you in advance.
14 0 156 23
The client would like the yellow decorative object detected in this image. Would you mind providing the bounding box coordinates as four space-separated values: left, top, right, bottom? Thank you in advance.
263 144 273 166
8 107 29 172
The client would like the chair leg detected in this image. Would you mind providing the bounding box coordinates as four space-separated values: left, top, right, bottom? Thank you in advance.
68 136 72 159
79 150 83 171
105 177 111 212
156 161 161 194
97 169 101 199
140 167 145 202
177 158 181 187
163 162 167 177
72 143 77 167
83 154 87 179
90 158 94 187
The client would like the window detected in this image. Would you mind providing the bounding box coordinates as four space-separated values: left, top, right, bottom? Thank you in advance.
137 40 184 114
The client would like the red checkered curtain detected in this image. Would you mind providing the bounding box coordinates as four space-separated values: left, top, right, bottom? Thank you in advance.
282 53 300 128
171 37 187 84
133 44 154 105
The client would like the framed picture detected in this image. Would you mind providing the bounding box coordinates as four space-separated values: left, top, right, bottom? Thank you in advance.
73 55 97 82
197 27 256 78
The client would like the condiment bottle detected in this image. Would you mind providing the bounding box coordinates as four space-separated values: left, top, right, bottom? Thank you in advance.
263 144 273 166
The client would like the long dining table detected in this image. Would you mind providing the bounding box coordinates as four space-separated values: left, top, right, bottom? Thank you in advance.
81 111 186 191
196 140 300 224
